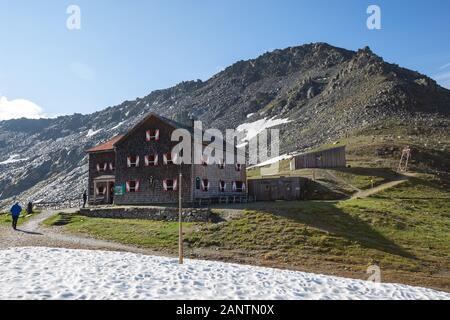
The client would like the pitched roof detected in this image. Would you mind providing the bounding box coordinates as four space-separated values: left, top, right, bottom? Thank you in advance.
113 112 193 147
86 135 124 153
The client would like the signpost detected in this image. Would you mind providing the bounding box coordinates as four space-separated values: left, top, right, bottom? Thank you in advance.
178 172 184 264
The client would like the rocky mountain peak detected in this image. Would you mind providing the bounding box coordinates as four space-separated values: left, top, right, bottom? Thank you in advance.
0 42 449 206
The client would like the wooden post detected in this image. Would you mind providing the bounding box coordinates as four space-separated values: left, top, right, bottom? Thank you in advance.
178 172 183 265
93 181 97 204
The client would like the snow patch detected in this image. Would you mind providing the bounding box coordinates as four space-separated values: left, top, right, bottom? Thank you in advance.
0 247 449 300
110 121 125 131
86 128 103 137
246 113 255 118
236 117 291 143
0 154 29 165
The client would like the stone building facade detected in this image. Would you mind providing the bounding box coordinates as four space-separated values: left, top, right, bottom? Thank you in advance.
86 113 246 205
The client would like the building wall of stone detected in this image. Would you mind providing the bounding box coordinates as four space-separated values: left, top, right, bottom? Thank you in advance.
87 114 248 206
113 116 193 205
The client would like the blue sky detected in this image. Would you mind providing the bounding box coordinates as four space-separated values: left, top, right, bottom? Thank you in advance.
0 0 449 119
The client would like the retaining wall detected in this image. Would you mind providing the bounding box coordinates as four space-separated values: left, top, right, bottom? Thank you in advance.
79 206 211 222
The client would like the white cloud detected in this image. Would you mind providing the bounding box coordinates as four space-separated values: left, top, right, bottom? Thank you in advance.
0 96 45 121
70 62 95 81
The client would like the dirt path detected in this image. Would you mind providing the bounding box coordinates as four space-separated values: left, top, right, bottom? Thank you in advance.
0 209 168 257
350 172 416 199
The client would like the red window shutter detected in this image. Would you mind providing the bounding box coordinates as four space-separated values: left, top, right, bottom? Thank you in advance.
154 154 159 165
163 153 168 165
136 156 140 167
144 155 149 166
103 163 108 171
155 129 160 141
146 130 151 142
163 179 168 191
109 162 114 170
96 164 100 172
232 181 237 191
173 178 178 191
135 180 140 192
127 156 131 168
172 152 179 165
126 181 131 192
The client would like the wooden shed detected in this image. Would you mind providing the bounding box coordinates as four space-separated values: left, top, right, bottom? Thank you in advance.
248 176 307 201
290 146 346 170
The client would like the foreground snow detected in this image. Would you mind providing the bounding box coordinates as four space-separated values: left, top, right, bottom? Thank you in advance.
0 247 448 300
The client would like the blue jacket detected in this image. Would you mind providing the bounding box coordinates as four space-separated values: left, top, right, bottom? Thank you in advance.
10 203 22 218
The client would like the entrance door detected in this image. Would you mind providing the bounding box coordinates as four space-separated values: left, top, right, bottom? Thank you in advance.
108 182 115 204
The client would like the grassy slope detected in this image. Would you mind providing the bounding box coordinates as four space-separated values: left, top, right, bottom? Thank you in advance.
188 174 449 289
43 213 201 253
44 172 450 291
0 210 40 226
42 122 450 290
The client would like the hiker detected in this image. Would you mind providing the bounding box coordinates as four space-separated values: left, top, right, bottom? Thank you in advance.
82 190 87 208
27 201 33 214
10 202 22 230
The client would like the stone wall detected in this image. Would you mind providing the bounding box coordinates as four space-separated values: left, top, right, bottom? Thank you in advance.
79 206 211 222
113 116 193 205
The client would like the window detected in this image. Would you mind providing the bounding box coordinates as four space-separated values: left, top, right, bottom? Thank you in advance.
195 177 201 190
163 178 178 191
146 129 160 141
96 186 106 196
235 163 242 171
109 162 115 171
126 180 140 193
127 155 140 168
201 179 210 192
233 181 246 193
219 180 226 192
145 154 159 166
96 163 108 172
